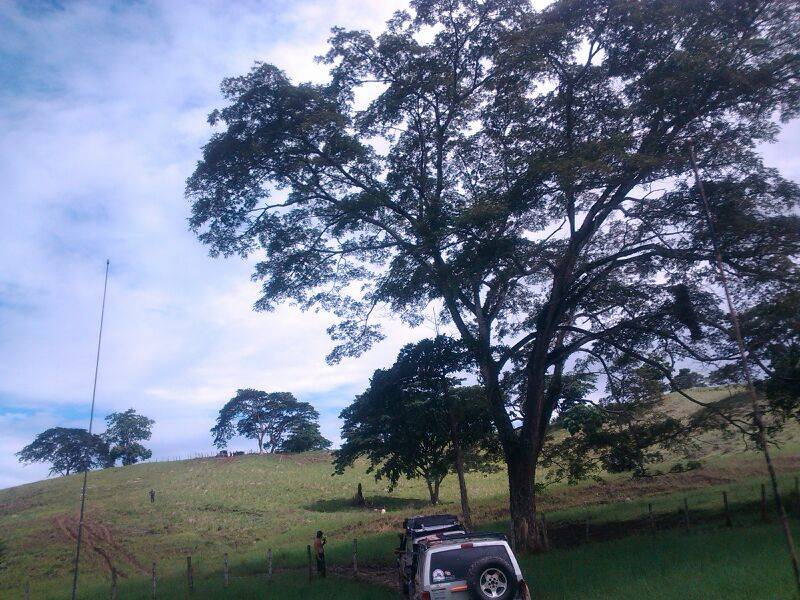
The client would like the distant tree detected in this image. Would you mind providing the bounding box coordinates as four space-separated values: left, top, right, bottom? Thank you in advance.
16 427 110 476
188 0 800 550
744 291 800 434
104 409 155 466
278 420 332 453
335 337 498 506
671 368 707 391
543 355 690 482
0 538 5 571
763 344 800 428
211 389 318 453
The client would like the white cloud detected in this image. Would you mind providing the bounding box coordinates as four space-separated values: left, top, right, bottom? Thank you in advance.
1 0 798 489
0 0 414 488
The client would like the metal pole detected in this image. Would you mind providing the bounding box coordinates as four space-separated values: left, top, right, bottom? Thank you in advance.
71 259 110 600
689 145 800 592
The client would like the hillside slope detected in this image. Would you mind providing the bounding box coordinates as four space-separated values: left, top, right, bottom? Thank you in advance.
1 386 798 597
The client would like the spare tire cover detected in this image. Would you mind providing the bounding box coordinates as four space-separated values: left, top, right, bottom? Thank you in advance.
466 556 517 600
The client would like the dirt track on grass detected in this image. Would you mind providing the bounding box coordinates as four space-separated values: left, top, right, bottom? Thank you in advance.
53 513 148 578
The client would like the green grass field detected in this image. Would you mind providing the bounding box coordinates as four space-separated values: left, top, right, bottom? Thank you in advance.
1 386 799 598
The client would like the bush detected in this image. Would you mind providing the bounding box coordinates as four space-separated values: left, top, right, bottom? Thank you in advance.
668 460 702 474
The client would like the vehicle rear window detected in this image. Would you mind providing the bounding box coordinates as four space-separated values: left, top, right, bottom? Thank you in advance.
429 544 511 584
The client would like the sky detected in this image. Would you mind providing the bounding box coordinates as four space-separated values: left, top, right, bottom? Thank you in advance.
1 1 800 490
0 0 423 489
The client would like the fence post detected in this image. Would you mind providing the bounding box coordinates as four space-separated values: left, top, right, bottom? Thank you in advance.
795 476 800 518
761 483 768 522
223 553 229 588
648 503 655 534
24 580 30 600
353 538 359 578
584 515 590 543
542 513 550 551
268 548 273 580
187 556 194 593
152 562 157 599
722 491 732 527
307 544 313 580
682 498 690 532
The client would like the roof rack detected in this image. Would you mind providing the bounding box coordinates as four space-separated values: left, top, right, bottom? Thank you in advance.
417 531 508 549
404 514 460 531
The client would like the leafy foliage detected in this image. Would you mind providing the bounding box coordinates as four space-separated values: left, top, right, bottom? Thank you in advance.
16 427 110 476
334 337 498 504
104 409 155 466
750 291 800 435
671 368 707 391
278 421 332 453
211 389 319 453
543 354 691 483
188 0 800 548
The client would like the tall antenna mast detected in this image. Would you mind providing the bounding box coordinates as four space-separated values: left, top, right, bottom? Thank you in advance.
71 259 110 600
688 144 800 592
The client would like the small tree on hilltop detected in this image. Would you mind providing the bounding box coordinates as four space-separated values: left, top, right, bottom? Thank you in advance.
104 409 155 466
671 368 707 391
278 420 332 453
211 389 319 453
16 427 110 476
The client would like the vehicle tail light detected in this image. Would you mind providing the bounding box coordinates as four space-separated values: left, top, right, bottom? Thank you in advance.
460 542 474 548
421 592 431 600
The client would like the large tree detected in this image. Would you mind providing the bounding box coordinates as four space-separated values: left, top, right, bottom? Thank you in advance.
16 427 110 476
188 0 800 549
104 408 155 466
211 389 319 453
334 338 498 506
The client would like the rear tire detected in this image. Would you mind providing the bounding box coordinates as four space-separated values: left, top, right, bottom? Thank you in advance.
466 557 517 600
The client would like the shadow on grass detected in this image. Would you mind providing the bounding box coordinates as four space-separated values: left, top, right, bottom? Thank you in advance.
304 495 430 513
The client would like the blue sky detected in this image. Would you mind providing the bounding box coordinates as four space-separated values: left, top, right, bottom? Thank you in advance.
2 1 800 490
0 0 425 489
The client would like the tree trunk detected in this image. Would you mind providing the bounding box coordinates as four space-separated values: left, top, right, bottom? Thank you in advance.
257 431 265 453
425 478 441 505
448 402 472 529
506 444 541 552
478 360 543 553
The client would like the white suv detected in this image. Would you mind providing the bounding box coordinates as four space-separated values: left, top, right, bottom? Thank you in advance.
410 532 532 600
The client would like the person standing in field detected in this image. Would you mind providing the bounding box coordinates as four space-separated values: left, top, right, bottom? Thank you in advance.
314 530 326 577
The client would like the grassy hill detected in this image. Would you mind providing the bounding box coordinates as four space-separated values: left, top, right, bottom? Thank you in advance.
1 386 799 598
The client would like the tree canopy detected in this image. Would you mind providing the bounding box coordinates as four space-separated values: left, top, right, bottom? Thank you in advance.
104 408 155 466
188 0 800 549
671 368 707 391
211 389 320 453
334 337 498 505
277 420 332 453
16 427 110 476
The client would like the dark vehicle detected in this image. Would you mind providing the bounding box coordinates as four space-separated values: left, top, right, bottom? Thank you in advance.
397 515 531 600
397 515 465 594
